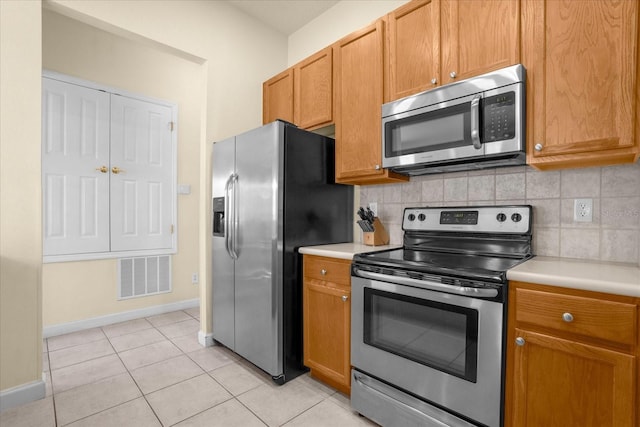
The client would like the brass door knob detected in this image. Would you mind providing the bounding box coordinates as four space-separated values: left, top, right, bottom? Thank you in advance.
95 166 108 173
111 166 125 174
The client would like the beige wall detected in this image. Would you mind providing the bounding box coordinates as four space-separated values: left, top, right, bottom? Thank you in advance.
41 10 204 326
288 0 409 65
41 0 288 337
2 0 289 400
0 0 43 391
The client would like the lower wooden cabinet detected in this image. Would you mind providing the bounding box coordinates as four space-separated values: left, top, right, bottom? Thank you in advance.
303 255 351 394
506 281 639 427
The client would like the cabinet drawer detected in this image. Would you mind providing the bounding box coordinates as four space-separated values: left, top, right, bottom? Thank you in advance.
303 255 351 287
515 288 637 347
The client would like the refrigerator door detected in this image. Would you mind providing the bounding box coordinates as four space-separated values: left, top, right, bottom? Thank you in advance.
212 136 236 350
234 122 283 376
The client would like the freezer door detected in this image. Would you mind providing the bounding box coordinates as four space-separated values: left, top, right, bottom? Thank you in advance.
212 137 236 349
234 122 283 376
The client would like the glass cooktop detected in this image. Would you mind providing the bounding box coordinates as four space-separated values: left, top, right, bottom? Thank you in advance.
353 248 531 283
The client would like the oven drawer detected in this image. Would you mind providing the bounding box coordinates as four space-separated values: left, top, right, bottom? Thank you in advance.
515 288 637 346
303 255 351 287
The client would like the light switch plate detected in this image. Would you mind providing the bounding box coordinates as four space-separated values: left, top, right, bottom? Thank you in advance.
177 184 191 195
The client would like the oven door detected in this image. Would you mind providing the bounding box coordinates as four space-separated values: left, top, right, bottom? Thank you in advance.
382 93 483 169
351 274 504 427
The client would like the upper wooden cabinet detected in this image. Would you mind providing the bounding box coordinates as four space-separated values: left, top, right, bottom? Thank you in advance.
523 0 640 170
334 20 409 184
386 0 440 101
263 47 333 130
262 68 294 124
385 0 520 102
440 0 520 85
294 47 333 130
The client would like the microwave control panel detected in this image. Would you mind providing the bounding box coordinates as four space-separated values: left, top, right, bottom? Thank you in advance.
483 91 516 142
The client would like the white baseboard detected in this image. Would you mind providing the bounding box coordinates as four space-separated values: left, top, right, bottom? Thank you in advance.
43 298 199 338
198 330 214 347
0 379 46 412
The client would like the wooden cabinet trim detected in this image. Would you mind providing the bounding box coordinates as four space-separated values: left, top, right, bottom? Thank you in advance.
293 46 333 129
302 254 352 394
506 280 639 427
515 287 637 347
262 68 294 124
523 0 640 169
386 0 440 102
303 255 351 286
512 328 636 427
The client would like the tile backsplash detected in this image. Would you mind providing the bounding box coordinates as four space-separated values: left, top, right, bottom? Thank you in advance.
359 162 640 266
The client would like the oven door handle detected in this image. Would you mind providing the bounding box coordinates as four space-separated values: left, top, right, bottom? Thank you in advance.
353 268 498 298
470 94 482 149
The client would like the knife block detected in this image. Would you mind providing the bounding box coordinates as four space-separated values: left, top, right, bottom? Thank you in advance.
363 218 390 246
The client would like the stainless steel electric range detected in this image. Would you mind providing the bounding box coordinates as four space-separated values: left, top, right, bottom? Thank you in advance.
350 205 533 427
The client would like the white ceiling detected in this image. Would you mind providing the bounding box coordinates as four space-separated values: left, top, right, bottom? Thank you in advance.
226 0 340 35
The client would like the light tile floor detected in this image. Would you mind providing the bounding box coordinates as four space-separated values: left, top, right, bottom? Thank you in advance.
1 308 377 427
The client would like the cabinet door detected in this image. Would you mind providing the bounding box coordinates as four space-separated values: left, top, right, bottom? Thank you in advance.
441 0 520 84
386 0 440 101
334 20 408 185
512 329 635 427
303 280 351 392
42 77 111 256
294 47 333 129
523 0 639 169
263 68 294 124
110 94 174 252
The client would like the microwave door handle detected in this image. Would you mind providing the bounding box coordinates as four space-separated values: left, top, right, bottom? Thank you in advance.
470 95 482 149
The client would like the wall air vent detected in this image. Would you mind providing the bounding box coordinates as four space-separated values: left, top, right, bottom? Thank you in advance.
118 255 171 299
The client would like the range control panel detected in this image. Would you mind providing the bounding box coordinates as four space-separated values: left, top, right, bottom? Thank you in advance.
403 205 532 234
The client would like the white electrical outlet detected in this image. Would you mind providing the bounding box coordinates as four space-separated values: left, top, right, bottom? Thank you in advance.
574 198 593 222
369 202 378 217
191 273 199 284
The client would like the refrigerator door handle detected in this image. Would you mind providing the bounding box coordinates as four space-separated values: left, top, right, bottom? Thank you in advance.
224 174 237 259
230 173 239 259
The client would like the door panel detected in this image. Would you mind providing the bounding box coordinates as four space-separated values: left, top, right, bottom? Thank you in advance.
513 329 635 427
234 122 282 376
42 78 110 255
212 137 236 349
110 94 174 251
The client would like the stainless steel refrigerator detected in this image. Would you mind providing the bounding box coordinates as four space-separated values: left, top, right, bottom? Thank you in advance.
211 120 353 384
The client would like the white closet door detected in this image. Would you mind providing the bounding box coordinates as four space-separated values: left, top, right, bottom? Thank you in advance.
110 94 174 251
42 78 111 256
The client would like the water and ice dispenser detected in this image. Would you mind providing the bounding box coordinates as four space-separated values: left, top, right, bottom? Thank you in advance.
212 197 225 236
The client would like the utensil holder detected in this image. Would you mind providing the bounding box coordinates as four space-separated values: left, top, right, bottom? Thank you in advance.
363 218 390 246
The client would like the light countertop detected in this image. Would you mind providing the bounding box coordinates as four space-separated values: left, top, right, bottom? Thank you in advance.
507 256 640 298
298 242 401 260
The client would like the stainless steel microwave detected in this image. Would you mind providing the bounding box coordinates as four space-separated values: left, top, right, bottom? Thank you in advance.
382 64 526 175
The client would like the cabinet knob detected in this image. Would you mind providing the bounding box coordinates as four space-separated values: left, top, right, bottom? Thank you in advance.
320 269 327 276
375 164 381 170
342 295 349 302
515 337 525 346
431 78 437 85
95 166 108 173
562 312 574 323
534 143 543 151
449 71 457 79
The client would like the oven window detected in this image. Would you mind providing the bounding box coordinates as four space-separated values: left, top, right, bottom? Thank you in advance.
385 101 472 157
363 288 478 382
